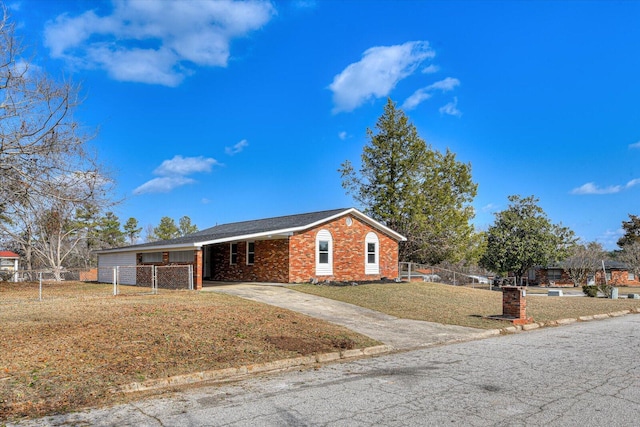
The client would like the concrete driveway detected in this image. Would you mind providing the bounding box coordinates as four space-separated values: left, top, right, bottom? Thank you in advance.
203 283 498 350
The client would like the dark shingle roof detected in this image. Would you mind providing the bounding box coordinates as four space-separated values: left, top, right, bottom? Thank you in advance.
99 208 351 252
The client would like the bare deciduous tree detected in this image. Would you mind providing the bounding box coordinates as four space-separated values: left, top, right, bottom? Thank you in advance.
563 241 604 287
618 242 640 280
0 11 114 276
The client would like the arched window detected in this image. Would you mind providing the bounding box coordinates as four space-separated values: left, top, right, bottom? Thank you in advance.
316 229 333 276
365 232 379 275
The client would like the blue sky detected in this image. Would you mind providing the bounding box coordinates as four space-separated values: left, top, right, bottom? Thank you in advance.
10 0 640 249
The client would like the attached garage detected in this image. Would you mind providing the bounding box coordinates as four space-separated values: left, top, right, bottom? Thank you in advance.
97 252 137 284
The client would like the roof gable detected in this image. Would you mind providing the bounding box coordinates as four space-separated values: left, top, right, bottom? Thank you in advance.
0 251 19 258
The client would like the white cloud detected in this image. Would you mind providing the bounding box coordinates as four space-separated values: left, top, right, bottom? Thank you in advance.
571 178 640 195
422 64 439 74
629 141 640 149
402 77 460 110
439 97 462 117
292 0 317 9
338 131 347 140
626 178 640 188
133 176 196 195
329 41 435 113
134 155 219 194
482 203 499 213
402 88 432 110
571 182 622 195
427 77 460 92
44 0 276 86
597 228 624 250
225 139 249 155
154 155 219 175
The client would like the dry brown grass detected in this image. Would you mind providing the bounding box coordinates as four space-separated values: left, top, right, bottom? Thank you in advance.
293 282 640 328
0 282 378 421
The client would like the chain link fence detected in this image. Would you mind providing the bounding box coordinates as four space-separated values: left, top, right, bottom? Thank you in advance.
1 265 194 304
399 262 495 289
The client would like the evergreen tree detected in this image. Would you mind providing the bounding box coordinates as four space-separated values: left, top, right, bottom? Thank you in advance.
178 216 198 236
617 214 640 248
123 217 142 244
154 217 179 240
339 98 477 264
98 212 125 248
479 195 575 282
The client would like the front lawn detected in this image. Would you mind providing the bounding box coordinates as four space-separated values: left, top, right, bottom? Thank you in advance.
293 282 640 328
0 282 378 421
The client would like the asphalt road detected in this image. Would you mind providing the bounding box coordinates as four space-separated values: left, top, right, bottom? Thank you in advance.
14 314 640 427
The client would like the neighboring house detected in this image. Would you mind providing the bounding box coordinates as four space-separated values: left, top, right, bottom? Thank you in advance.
0 251 19 282
96 208 406 289
532 260 640 287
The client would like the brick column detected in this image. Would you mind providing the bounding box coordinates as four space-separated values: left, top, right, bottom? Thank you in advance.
502 286 532 325
194 249 203 290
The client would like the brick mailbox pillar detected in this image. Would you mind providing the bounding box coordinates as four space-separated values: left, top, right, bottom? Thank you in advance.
502 286 533 325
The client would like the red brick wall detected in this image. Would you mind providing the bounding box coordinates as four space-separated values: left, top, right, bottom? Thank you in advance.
503 287 527 319
537 268 640 287
535 268 574 287
288 214 399 283
209 239 289 283
138 214 401 284
596 269 640 286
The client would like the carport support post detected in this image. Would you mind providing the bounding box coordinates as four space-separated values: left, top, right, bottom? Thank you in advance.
502 286 532 325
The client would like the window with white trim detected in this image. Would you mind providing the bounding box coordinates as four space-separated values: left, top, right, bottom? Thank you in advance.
315 229 333 276
246 241 255 265
628 272 635 281
141 252 162 263
365 232 380 275
230 243 238 265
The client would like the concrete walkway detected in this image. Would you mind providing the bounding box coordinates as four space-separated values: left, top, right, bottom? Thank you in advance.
203 283 498 350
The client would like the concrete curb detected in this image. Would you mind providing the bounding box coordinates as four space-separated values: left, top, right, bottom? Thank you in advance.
117 344 394 394
498 307 639 334
116 308 640 394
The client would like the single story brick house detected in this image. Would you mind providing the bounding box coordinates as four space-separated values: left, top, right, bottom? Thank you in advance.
96 208 406 289
531 260 640 287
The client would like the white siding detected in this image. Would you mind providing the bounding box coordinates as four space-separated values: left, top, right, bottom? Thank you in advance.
98 253 137 285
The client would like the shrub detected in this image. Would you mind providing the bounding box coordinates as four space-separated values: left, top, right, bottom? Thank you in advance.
582 285 598 297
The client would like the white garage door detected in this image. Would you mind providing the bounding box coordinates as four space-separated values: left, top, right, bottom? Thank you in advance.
98 253 137 285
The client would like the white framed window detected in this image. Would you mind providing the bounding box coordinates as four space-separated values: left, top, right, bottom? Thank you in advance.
606 272 612 281
246 241 255 265
365 232 379 275
169 251 193 263
230 243 238 265
141 252 162 263
315 229 333 276
628 272 635 281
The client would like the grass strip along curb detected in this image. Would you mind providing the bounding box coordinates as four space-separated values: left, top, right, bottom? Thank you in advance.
117 345 393 393
118 309 640 394
498 307 640 333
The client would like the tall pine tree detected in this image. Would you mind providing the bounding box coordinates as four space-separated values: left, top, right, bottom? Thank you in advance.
339 99 478 264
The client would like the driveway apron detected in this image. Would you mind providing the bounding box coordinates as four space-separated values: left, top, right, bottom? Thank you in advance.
204 283 497 350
